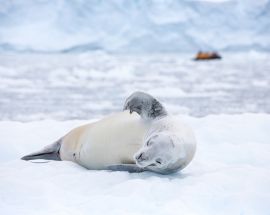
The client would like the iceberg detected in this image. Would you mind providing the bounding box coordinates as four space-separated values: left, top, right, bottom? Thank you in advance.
0 0 269 53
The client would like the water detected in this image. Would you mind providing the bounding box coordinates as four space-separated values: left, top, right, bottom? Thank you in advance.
0 52 269 121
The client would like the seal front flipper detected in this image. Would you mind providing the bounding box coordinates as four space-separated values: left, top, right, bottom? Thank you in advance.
123 91 167 120
21 140 61 161
105 164 145 173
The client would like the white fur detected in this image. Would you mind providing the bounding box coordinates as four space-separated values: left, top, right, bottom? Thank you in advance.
59 112 196 173
60 111 150 169
134 116 196 172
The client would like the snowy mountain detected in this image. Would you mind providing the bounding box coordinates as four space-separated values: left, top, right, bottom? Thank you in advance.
0 0 269 53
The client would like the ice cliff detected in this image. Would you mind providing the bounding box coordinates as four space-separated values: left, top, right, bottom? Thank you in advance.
0 0 269 53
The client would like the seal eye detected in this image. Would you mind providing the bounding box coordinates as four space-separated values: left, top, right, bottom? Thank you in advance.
155 158 162 165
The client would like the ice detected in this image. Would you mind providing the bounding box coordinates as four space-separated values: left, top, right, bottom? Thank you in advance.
0 1 269 214
0 52 269 121
0 51 269 214
0 0 269 53
0 114 270 215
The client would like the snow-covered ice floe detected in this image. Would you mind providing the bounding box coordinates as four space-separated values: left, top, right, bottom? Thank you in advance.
0 114 269 215
0 52 270 121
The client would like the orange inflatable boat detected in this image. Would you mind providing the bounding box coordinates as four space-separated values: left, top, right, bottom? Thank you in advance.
194 51 222 60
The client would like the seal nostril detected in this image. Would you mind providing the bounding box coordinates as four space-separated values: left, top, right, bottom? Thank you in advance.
138 153 143 160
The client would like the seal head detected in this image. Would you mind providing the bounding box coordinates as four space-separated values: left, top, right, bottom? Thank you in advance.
134 132 185 174
123 91 167 120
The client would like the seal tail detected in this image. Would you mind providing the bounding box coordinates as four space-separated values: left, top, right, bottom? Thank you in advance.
21 140 61 161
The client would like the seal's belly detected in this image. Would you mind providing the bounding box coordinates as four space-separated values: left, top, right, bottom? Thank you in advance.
61 111 149 169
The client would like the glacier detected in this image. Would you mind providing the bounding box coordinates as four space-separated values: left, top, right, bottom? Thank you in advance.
0 0 269 53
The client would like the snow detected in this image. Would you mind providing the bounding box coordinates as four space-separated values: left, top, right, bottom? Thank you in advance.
0 52 270 121
0 51 269 214
0 1 269 213
0 0 269 53
0 114 270 215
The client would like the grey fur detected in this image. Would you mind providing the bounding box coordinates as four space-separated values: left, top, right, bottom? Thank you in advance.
106 164 179 174
105 164 145 173
21 140 61 161
123 91 167 120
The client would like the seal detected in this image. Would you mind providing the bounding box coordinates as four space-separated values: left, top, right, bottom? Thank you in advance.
22 111 150 172
21 92 196 174
123 92 196 174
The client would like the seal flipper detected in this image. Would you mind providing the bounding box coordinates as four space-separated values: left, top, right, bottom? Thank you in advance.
123 91 167 120
21 140 61 161
105 164 145 173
